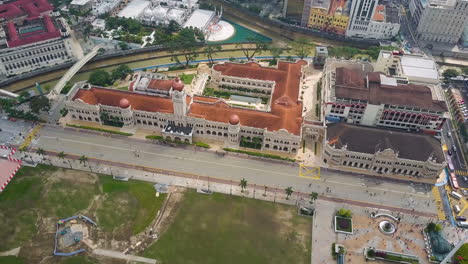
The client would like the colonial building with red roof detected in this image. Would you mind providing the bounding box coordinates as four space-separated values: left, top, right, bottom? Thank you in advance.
323 58 448 135
0 0 75 80
65 61 308 154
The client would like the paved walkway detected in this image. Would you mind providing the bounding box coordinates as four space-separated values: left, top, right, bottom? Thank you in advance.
311 200 336 264
93 249 156 264
0 247 20 257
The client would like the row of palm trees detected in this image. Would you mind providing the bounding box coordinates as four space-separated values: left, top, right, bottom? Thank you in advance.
27 150 320 203
239 178 319 203
33 148 90 171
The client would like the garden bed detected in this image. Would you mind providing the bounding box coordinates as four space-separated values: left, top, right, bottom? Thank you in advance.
365 248 419 264
334 216 353 234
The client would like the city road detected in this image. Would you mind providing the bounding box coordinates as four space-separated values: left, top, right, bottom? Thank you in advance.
32 125 437 213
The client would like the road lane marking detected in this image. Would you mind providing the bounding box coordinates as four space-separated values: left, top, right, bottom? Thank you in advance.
39 136 431 199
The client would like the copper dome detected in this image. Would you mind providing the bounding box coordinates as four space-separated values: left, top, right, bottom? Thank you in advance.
229 114 240 125
119 98 130 108
172 76 185 92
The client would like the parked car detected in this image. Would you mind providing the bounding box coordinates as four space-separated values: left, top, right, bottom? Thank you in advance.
464 176 467 182
456 216 467 221
448 150 453 156
8 117 16 122
462 189 468 196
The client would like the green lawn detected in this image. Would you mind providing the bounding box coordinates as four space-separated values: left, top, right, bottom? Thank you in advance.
60 255 98 264
0 165 166 257
455 243 468 264
179 73 195 84
97 175 167 234
144 191 311 264
0 256 26 264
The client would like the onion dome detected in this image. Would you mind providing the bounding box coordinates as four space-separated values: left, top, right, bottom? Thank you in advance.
143 7 153 18
153 5 166 17
171 76 185 92
229 114 240 125
119 98 130 108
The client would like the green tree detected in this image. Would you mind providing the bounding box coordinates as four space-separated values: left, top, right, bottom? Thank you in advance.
111 64 133 81
309 192 318 204
88 69 112 86
79 155 88 164
118 42 129 50
29 96 50 114
337 208 352 218
37 148 45 156
285 186 293 200
443 69 459 81
239 178 248 193
269 47 283 64
236 36 268 61
204 44 222 66
167 28 201 68
462 67 468 77
290 37 314 59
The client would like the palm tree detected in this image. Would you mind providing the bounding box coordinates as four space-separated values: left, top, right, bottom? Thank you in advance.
239 178 247 193
58 151 72 168
285 186 293 200
309 192 318 204
79 155 92 172
37 148 45 156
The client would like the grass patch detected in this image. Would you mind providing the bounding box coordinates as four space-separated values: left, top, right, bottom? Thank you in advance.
223 148 295 162
195 142 210 148
66 124 133 136
98 175 167 234
455 243 468 264
0 256 26 264
180 73 195 84
146 135 164 141
144 191 311 264
60 255 98 264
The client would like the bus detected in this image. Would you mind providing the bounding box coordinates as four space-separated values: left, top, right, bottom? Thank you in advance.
457 221 468 228
450 173 460 190
448 158 455 171
451 191 462 200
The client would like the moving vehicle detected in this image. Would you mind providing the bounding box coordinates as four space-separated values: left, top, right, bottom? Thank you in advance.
447 132 452 138
448 150 453 156
451 191 462 200
453 145 458 152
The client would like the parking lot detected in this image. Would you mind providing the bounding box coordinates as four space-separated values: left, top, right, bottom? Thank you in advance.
0 117 33 147
446 185 468 223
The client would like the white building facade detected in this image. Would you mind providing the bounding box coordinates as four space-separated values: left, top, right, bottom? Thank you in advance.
345 0 378 38
409 0 468 44
323 123 445 179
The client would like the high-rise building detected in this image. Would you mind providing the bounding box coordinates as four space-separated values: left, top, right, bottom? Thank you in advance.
345 0 378 37
409 0 468 44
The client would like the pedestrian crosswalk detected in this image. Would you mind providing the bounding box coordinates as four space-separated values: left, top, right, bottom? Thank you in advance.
455 170 468 176
432 186 446 220
19 124 42 151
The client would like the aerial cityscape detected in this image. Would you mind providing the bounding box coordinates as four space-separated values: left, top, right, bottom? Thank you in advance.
0 0 468 263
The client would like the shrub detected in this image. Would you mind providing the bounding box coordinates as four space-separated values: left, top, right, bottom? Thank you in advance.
223 148 295 162
146 135 164 140
331 243 337 259
337 218 350 230
337 208 352 218
66 124 132 136
195 142 210 148
367 249 376 258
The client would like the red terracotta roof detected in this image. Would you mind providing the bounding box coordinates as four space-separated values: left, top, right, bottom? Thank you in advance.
6 15 60 48
73 61 306 135
147 79 173 91
73 88 175 114
373 5 385 22
0 0 53 20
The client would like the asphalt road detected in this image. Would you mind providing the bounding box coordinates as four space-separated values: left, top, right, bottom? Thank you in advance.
31 125 437 213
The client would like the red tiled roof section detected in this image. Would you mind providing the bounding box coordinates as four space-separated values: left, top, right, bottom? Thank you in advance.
0 0 53 20
147 79 173 91
334 67 448 112
373 5 385 22
194 61 306 135
73 87 175 114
